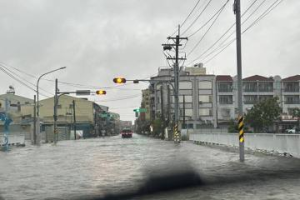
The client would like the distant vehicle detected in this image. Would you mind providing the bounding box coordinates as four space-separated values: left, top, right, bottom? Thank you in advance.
121 129 133 138
285 128 296 133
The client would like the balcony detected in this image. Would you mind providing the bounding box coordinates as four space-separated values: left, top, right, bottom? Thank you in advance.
283 83 299 92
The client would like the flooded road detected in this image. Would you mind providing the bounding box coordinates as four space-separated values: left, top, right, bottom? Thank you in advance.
1 134 300 200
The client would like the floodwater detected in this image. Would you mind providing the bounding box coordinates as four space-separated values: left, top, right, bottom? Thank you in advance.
1 134 300 200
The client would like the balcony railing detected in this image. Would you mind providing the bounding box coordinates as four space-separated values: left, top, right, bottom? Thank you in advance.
285 101 300 104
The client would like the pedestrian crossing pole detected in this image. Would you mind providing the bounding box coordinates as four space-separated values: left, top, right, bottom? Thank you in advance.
234 0 245 161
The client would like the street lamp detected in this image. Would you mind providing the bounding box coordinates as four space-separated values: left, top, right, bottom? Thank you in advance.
36 66 67 116
35 66 66 145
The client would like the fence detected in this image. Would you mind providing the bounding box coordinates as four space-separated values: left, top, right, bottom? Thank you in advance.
190 132 300 158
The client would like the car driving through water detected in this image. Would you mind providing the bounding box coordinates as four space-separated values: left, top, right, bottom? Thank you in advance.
121 128 133 138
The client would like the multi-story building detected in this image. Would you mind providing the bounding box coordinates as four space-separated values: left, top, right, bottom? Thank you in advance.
215 75 235 127
149 69 300 131
150 66 216 129
141 89 151 121
0 87 33 137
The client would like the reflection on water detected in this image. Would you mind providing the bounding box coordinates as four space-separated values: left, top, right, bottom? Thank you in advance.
0 134 300 200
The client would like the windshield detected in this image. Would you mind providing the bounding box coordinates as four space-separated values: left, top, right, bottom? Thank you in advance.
1 0 300 200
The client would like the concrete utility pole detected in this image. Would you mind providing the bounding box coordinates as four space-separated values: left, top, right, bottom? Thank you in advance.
163 25 188 143
234 0 245 162
33 95 37 145
183 94 186 129
53 78 58 144
160 86 165 139
72 100 77 140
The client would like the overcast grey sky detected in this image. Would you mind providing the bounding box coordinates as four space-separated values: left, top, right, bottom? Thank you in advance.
0 0 299 121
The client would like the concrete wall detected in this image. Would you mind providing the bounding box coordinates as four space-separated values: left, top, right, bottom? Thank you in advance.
190 132 300 158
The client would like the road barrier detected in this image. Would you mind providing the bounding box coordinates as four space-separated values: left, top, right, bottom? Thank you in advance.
0 133 25 147
190 132 300 158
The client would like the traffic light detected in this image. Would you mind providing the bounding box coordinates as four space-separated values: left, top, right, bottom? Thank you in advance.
113 77 126 84
96 90 106 95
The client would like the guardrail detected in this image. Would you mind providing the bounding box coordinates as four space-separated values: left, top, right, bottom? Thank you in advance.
190 132 300 158
0 134 25 147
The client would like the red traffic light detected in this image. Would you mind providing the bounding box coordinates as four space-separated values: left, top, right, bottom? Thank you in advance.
113 77 126 84
96 90 106 95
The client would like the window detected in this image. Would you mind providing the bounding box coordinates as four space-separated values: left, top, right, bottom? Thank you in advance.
219 95 233 104
258 95 273 102
285 95 300 104
184 109 193 117
179 95 192 103
199 95 212 103
244 95 257 104
179 81 192 89
244 82 257 92
218 82 233 92
283 82 299 92
199 108 212 116
199 81 212 89
57 104 62 109
258 82 273 92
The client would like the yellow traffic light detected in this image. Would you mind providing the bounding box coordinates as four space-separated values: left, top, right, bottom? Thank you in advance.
96 90 106 95
113 77 126 84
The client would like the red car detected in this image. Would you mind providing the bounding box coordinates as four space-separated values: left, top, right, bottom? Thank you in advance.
121 129 133 138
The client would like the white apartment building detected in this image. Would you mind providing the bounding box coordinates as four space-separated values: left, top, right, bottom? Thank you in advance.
150 68 300 131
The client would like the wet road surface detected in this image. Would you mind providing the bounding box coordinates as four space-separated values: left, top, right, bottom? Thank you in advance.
1 134 300 200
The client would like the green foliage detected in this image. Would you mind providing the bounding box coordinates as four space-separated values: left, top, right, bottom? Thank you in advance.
291 108 300 129
245 97 281 132
228 119 238 133
152 118 162 135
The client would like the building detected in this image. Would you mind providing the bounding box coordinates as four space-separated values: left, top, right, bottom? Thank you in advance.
22 95 109 141
150 66 216 130
0 87 33 138
141 89 151 121
148 69 300 132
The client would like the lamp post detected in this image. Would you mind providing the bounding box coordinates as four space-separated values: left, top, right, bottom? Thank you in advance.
35 66 66 145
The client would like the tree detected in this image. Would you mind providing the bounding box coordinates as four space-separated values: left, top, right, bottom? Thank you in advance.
291 108 300 129
245 97 281 132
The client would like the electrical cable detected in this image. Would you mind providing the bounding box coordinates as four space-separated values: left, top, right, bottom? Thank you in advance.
187 0 270 65
181 0 213 36
202 0 284 64
187 0 230 38
187 0 229 56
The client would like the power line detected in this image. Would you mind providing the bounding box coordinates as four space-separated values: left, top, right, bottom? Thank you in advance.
188 0 230 38
0 66 51 98
181 0 213 36
0 62 154 91
0 63 54 96
187 0 229 56
170 0 202 36
95 94 141 102
181 0 202 27
187 0 268 65
203 0 284 64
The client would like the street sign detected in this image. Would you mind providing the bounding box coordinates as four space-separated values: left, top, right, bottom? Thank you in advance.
133 108 147 113
76 90 91 95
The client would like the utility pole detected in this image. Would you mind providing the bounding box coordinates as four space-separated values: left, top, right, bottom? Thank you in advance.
234 0 245 162
160 86 165 139
72 100 77 140
183 95 186 129
53 78 58 144
33 95 37 145
163 25 188 143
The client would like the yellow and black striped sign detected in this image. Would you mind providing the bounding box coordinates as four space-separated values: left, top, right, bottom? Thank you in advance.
238 116 244 143
174 124 180 142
